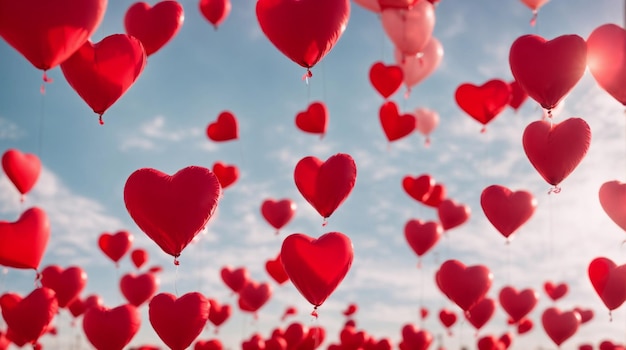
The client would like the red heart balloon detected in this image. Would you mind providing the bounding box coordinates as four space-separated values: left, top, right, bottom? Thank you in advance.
124 1 184 56
454 79 511 130
83 304 141 350
281 232 354 307
477 335 506 350
1 149 41 197
295 101 328 136
423 183 446 208
293 153 357 219
208 299 231 328
399 324 432 350
522 118 591 187
402 174 433 203
0 288 57 346
379 101 417 142
508 80 528 111
437 199 470 230
98 230 133 263
599 180 626 232
587 24 626 105
498 286 538 323
40 265 87 308
283 322 307 349
266 254 289 285
120 272 159 307
343 303 358 316
541 307 580 347
199 0 231 29
256 0 350 69
439 308 457 328
195 339 224 350
238 280 272 313
436 259 493 311
573 307 594 324
261 198 297 232
131 248 148 269
220 266 250 293
206 111 238 142
60 34 147 122
124 166 222 259
0 207 49 270
149 292 209 350
340 325 367 349
480 185 537 239
588 257 626 311
369 62 403 99
465 297 496 330
212 161 239 190
0 0 106 71
404 219 442 258
509 34 587 110
242 333 265 350
543 281 568 301
517 317 533 334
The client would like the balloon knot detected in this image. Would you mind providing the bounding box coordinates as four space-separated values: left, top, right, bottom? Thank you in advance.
424 137 431 148
34 270 42 287
311 306 319 318
322 218 328 227
20 194 25 203
98 114 104 125
302 69 312 83
480 126 487 133
530 10 538 27
42 71 53 83
609 310 613 322
547 186 561 195
275 229 280 235
417 258 422 269
447 330 452 337
404 89 410 100
174 257 180 266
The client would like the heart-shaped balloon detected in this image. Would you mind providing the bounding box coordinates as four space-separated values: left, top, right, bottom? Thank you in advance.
294 153 357 219
206 111 238 142
340 325 367 349
395 37 443 92
238 281 272 313
508 80 528 111
212 161 239 190
465 297 496 330
0 0 106 71
124 1 184 56
399 324 432 350
587 24 626 105
295 101 328 136
199 0 231 29
509 34 587 110
404 219 442 258
517 317 533 334
120 272 159 307
573 307 594 324
588 257 626 311
83 304 141 350
439 308 457 329
98 230 133 264
414 108 439 145
149 292 209 350
0 287 57 346
423 183 446 208
220 266 249 293
60 34 147 122
40 265 87 308
256 0 350 69
454 79 511 130
520 0 549 10
437 199 470 231
283 322 307 349
131 248 148 269
369 62 403 99
381 2 435 57
402 174 434 203
498 286 538 323
208 299 231 328
281 232 354 307
0 207 49 270
436 259 493 311
541 307 580 347
599 180 626 232
195 339 224 350
543 281 568 301
476 335 507 350
379 101 417 142
1 149 41 198
261 198 297 232
480 185 537 239
124 166 222 260
522 118 591 187
266 254 289 285
68 294 103 319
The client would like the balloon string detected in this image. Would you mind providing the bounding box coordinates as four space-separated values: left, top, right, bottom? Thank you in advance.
38 84 47 159
98 114 104 125
311 306 319 318
174 261 179 297
378 13 385 61
419 264 425 326
529 10 538 27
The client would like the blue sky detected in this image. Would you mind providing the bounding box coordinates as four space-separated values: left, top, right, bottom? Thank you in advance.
0 0 625 349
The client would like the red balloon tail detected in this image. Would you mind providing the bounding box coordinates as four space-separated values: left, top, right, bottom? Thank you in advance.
311 306 319 319
254 312 259 320
322 217 328 227
404 89 410 100
529 10 538 27
417 258 422 269
214 327 219 335
302 69 313 84
98 114 104 125
447 330 452 337
39 71 53 95
34 270 42 288
174 257 180 266
424 137 431 148
609 310 613 322
547 186 562 195
275 229 280 236
20 194 25 203
480 126 487 133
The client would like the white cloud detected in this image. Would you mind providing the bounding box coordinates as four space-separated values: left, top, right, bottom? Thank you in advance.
0 117 24 140
119 115 205 152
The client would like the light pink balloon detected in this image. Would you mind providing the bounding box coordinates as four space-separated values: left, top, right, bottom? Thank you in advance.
414 108 439 146
520 0 549 10
353 0 381 13
394 37 443 91
381 2 435 57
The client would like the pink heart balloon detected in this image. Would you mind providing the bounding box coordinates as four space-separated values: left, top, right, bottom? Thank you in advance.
587 24 626 105
381 2 435 57
599 180 626 232
414 108 439 145
394 37 443 91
